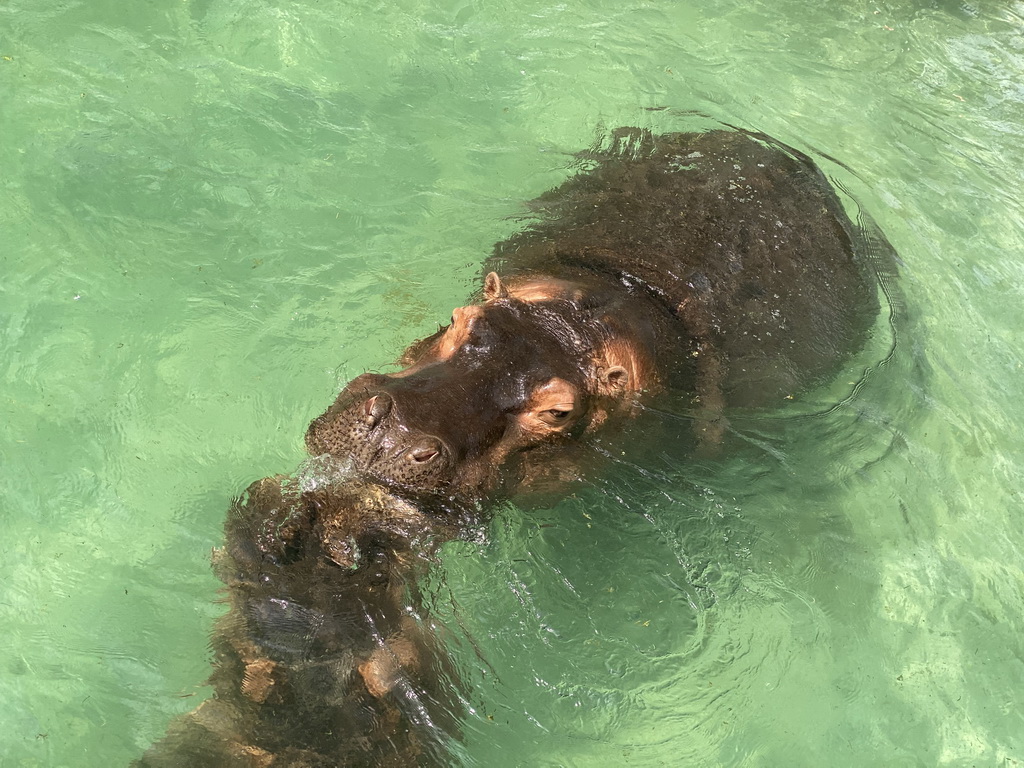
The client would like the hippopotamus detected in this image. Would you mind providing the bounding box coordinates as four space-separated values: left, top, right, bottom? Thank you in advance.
135 464 470 768
306 128 885 501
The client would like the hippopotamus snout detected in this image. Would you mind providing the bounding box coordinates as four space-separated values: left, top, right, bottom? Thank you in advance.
306 379 459 491
360 392 452 472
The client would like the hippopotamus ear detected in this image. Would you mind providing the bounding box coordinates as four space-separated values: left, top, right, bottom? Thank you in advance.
483 271 509 301
598 365 630 395
595 335 654 396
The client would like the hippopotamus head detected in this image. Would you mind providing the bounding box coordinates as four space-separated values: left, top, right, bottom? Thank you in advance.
305 272 656 500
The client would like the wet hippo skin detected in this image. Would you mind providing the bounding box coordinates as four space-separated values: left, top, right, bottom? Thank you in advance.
308 128 887 501
136 128 893 766
135 470 470 768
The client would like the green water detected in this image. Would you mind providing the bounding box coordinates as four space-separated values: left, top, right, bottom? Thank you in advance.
2 0 1023 765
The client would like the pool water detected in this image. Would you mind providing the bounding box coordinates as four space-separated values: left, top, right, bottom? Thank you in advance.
2 0 1023 765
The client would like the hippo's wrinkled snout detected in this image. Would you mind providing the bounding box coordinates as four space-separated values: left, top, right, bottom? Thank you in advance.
306 389 457 492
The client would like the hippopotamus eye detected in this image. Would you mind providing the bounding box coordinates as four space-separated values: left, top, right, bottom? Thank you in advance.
541 408 572 424
521 377 580 433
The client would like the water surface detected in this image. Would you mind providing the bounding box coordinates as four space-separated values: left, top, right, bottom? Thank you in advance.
2 0 1023 765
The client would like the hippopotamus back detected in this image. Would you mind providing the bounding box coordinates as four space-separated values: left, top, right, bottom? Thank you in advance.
489 129 883 408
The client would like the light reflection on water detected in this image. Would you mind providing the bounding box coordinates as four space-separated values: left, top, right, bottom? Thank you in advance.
2 0 1023 765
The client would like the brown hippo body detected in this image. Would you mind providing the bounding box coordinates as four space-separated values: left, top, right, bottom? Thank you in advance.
135 469 468 768
307 129 884 499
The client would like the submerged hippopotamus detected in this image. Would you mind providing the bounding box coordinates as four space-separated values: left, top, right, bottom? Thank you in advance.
136 465 470 768
307 128 885 500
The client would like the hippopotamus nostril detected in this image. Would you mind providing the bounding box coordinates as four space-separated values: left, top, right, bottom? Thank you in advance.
407 437 443 464
362 394 392 428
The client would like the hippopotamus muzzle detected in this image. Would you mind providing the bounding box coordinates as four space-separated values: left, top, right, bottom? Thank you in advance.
306 377 463 492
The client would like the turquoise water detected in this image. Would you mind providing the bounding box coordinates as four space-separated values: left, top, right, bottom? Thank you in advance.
2 0 1023 765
